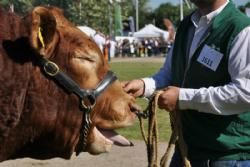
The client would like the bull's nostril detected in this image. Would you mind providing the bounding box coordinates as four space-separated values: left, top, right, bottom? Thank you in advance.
129 103 142 112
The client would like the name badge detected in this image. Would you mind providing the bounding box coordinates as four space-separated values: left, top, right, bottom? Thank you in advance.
197 45 223 71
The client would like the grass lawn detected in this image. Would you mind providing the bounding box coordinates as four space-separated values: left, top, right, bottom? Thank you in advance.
110 60 171 141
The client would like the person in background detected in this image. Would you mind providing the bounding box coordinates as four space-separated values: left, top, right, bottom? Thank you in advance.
130 40 136 57
123 0 250 166
92 30 106 53
163 18 175 44
104 36 111 61
121 39 130 57
109 38 117 59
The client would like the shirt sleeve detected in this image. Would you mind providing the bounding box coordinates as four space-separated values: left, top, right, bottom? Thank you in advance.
142 46 173 98
179 26 250 115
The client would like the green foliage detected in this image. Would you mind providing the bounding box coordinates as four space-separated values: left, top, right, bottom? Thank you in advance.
237 2 250 14
0 0 33 14
121 0 150 29
67 0 110 32
0 0 248 38
32 0 73 19
246 2 250 8
154 2 192 29
154 3 179 29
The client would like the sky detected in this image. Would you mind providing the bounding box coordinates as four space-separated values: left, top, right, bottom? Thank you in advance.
148 0 249 9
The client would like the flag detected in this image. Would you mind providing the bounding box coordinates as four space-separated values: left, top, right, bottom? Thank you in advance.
129 16 135 34
246 8 250 17
114 4 123 36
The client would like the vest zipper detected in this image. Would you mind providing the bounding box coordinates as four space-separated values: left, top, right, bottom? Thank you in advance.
181 32 211 87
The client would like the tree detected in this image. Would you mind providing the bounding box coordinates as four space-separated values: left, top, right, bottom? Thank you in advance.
153 2 192 30
238 2 250 14
30 0 111 34
0 0 33 14
0 0 151 35
122 0 150 30
67 0 110 33
33 0 73 19
246 2 250 7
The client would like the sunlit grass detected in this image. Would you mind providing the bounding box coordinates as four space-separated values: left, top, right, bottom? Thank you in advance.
110 60 171 141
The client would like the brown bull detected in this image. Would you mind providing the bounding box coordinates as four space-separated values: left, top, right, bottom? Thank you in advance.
0 6 139 161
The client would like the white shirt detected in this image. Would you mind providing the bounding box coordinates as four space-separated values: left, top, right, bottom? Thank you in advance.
142 1 250 115
189 2 227 60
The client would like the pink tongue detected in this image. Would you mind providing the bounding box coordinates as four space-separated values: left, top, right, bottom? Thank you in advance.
100 129 134 146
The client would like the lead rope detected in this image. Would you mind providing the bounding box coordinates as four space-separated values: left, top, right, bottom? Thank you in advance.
138 91 191 167
75 106 92 156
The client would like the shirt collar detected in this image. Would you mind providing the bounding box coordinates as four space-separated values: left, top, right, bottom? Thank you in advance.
191 0 229 28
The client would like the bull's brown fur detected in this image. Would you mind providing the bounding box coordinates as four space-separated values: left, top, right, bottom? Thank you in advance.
0 6 136 161
0 7 82 160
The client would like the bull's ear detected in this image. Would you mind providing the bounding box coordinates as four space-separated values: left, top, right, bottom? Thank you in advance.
27 7 58 57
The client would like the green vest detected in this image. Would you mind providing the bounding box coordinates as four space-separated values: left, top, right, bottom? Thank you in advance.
172 3 250 160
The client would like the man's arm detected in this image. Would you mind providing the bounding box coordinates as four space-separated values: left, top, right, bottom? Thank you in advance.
142 46 173 97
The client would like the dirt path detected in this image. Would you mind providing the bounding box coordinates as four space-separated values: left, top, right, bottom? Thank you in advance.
1 140 168 167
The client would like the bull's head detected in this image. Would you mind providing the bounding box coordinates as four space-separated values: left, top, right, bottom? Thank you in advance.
0 6 139 161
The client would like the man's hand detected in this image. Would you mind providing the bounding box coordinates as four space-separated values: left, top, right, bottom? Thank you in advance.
122 79 145 98
158 86 180 112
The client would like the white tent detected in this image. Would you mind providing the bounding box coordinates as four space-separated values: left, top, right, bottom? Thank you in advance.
77 26 96 37
133 24 169 42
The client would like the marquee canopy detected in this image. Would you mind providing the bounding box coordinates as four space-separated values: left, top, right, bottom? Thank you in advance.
133 24 169 41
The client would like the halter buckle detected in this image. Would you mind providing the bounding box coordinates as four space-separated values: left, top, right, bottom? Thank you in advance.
43 61 59 77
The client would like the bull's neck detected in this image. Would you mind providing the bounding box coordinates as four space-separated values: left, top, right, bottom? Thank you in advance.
0 9 29 41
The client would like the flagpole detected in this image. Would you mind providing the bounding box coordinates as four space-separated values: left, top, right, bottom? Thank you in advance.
136 0 139 31
108 1 112 38
180 0 183 20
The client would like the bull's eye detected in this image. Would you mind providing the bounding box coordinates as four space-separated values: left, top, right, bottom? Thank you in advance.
74 50 96 63
74 56 95 63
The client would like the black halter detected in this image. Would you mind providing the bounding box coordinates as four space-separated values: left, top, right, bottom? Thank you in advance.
35 55 117 155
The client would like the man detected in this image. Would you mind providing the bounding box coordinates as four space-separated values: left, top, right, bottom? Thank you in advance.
123 0 250 166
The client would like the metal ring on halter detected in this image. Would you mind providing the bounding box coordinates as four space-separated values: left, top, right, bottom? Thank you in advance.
132 110 149 119
43 61 60 77
80 94 96 111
